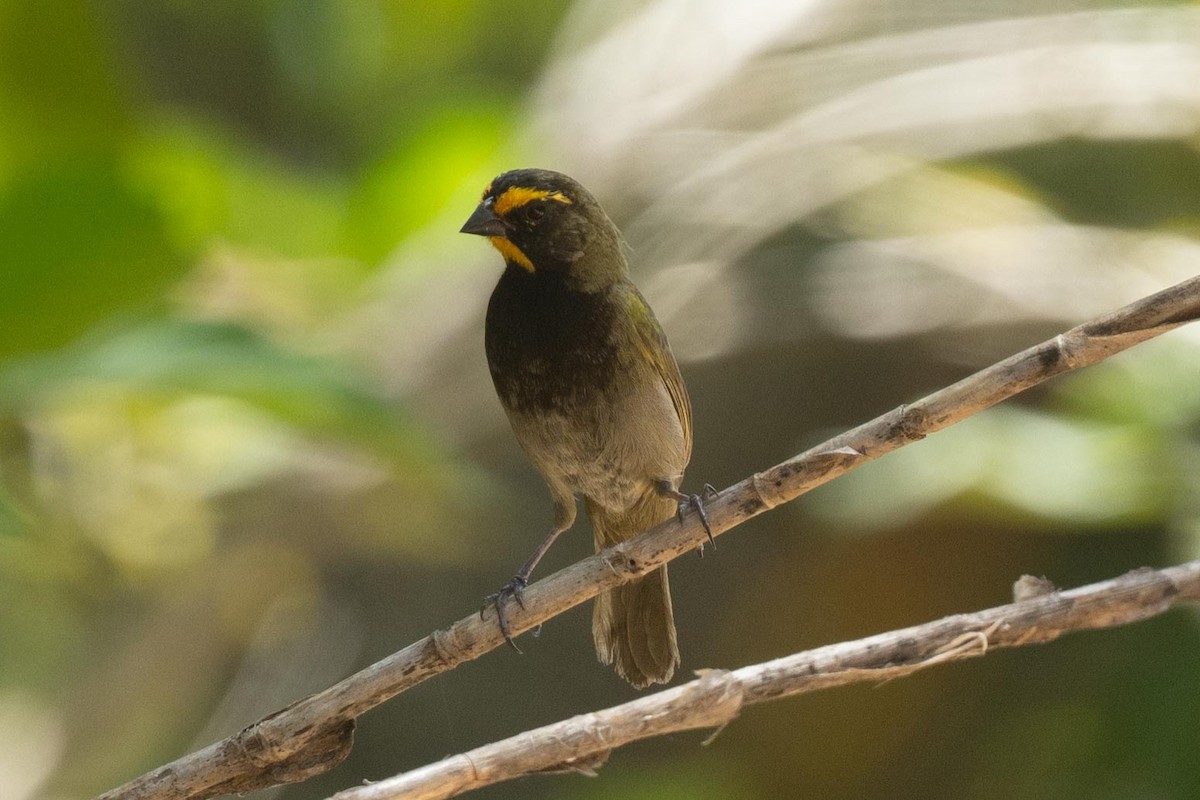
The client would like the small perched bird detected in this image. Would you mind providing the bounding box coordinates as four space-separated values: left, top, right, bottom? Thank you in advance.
461 168 711 688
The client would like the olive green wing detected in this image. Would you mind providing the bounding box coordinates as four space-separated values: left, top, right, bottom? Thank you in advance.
628 288 692 462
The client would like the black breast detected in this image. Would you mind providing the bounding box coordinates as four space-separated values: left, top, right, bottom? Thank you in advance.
485 267 621 414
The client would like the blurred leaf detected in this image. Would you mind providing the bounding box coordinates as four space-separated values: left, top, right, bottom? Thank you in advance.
343 106 510 263
1057 337 1200 430
269 0 394 105
122 120 238 255
0 319 414 457
0 690 63 800
127 117 349 260
810 407 1170 531
962 615 1200 800
982 142 1200 229
0 0 127 169
0 556 86 691
981 410 1167 526
0 158 184 357
216 150 348 260
0 487 28 539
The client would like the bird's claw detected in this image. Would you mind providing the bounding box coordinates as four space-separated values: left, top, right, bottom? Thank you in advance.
676 490 716 548
481 576 529 652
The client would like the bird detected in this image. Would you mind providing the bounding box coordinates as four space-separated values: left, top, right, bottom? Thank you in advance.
460 168 712 688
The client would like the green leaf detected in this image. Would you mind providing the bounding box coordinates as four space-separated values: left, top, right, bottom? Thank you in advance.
0 159 185 357
809 407 1170 531
0 318 413 457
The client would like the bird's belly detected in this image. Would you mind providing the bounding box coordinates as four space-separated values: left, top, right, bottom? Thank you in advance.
514 407 650 511
507 379 686 514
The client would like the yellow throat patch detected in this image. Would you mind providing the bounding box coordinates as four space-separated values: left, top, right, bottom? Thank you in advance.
488 236 536 272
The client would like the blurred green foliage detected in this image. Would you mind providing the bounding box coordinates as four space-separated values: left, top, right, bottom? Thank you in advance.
0 1 566 794
0 319 415 450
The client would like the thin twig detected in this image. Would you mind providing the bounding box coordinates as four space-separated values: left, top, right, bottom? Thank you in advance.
329 562 1200 800
95 274 1200 800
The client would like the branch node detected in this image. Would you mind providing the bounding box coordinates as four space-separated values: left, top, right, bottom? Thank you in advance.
1053 333 1088 370
750 470 786 510
599 552 622 578
689 668 746 727
611 543 647 575
464 752 481 783
1013 574 1058 602
431 628 459 664
894 404 930 442
218 718 356 797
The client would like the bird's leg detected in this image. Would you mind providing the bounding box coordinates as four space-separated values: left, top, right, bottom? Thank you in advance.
481 527 564 652
482 496 575 652
656 479 718 547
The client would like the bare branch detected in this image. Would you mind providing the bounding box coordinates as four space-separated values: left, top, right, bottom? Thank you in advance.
330 562 1200 800
95 274 1200 800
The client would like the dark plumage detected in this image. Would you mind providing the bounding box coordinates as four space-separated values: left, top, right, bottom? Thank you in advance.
462 168 704 688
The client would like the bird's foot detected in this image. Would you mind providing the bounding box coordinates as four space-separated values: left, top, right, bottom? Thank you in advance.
480 575 529 652
662 482 719 549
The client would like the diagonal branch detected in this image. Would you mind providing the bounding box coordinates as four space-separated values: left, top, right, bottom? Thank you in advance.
329 561 1200 800
95 274 1200 800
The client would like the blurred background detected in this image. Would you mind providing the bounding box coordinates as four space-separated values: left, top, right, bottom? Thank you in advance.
4 1 1200 798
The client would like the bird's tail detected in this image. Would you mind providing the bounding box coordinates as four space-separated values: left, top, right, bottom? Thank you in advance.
588 491 680 688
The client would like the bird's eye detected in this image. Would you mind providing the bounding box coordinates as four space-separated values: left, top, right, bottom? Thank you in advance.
526 204 546 222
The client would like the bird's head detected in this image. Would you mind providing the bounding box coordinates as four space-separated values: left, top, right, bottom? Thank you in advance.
461 168 626 288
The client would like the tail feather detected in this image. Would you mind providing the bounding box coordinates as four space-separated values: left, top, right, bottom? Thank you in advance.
589 493 680 688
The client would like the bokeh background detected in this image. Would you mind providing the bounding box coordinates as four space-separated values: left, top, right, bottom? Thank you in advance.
4 1 1200 798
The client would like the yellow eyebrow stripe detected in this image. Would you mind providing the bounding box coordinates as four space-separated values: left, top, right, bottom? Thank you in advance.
493 186 572 216
488 236 536 272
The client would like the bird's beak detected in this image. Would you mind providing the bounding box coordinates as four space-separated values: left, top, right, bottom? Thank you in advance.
460 203 508 238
